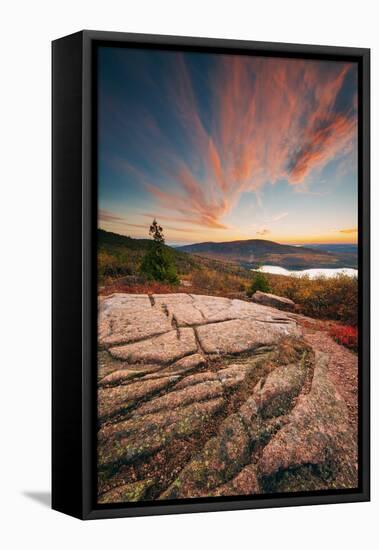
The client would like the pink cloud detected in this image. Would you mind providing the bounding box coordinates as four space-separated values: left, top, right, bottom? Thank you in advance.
99 209 201 234
112 56 357 230
339 227 357 234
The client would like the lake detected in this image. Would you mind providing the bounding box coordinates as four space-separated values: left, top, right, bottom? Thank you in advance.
254 265 358 279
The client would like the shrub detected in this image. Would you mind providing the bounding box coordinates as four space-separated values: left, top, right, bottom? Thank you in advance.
190 268 248 295
98 250 132 282
140 243 179 284
329 324 358 351
247 271 271 297
139 219 179 284
268 273 358 326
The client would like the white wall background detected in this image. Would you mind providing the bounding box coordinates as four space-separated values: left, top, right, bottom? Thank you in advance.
1 1 376 548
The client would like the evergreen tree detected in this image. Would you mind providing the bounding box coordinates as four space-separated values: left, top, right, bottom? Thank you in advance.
247 269 271 296
148 219 165 244
140 219 179 284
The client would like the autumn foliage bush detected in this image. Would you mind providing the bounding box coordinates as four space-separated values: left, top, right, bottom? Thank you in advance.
190 268 246 294
98 228 358 330
98 250 133 281
329 324 358 351
268 273 358 326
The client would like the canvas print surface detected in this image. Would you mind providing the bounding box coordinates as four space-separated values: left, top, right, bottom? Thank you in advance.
96 47 359 505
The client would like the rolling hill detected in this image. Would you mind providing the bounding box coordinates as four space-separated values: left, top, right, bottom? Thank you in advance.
97 229 251 283
97 229 358 327
176 239 357 270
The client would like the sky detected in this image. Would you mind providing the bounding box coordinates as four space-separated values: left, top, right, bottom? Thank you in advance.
97 47 358 246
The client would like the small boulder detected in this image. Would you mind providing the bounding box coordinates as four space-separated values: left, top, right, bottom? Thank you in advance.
251 291 295 312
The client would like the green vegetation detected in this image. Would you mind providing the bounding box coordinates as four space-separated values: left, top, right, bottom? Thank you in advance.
140 220 179 284
97 228 358 327
97 228 248 288
247 270 271 296
97 228 198 285
268 272 358 326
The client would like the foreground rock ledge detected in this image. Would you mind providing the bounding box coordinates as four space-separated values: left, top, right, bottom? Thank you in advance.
97 293 358 502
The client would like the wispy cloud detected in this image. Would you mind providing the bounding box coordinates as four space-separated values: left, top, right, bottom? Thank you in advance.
106 55 357 231
248 212 288 236
98 209 127 224
339 227 358 234
256 228 271 236
271 212 289 222
99 209 201 234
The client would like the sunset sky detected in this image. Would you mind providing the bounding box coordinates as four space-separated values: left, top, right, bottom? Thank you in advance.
97 47 358 245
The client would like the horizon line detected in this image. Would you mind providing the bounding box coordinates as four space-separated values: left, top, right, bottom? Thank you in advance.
98 227 357 247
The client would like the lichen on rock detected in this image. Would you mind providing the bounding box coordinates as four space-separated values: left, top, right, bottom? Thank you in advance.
97 293 358 502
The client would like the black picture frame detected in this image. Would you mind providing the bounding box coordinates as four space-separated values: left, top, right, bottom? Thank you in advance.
52 30 370 520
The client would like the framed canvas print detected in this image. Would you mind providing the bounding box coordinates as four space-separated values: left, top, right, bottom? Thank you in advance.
52 30 370 519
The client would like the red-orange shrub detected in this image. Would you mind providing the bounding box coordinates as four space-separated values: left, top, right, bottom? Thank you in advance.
329 324 358 351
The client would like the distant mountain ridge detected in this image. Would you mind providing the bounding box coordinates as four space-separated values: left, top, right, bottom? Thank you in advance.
306 243 357 255
98 229 357 272
97 229 252 280
176 239 357 270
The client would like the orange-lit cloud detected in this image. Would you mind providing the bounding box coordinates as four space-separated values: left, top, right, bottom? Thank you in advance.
339 227 358 234
98 209 126 224
111 56 357 231
99 209 201 234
